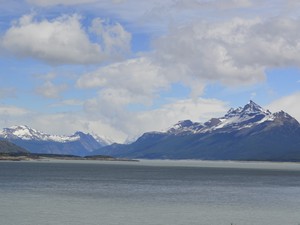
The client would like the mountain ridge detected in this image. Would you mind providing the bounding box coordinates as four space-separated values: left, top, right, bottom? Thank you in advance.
92 101 300 161
0 126 111 156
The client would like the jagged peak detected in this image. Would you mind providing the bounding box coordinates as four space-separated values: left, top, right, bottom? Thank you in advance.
225 101 271 118
241 100 264 113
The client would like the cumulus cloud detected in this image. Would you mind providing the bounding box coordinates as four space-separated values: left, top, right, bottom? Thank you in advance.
266 92 300 122
1 14 131 64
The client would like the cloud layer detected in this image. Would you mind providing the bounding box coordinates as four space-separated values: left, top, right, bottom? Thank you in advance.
1 1 300 142
154 17 300 90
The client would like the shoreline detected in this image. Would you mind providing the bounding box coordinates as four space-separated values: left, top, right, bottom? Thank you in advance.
0 154 138 162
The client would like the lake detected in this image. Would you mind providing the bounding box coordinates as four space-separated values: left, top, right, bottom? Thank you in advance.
1 160 300 225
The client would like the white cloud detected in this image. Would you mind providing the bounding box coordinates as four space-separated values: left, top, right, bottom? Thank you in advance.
0 105 30 117
77 57 169 105
75 56 229 141
1 14 131 65
89 18 131 60
50 99 84 107
266 92 300 122
153 17 300 91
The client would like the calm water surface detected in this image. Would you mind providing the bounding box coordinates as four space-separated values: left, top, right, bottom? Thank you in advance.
0 160 300 225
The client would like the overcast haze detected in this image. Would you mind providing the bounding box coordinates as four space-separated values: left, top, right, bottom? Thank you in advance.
0 0 300 142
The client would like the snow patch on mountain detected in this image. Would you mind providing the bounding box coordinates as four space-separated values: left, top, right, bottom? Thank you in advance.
0 125 114 148
91 133 114 146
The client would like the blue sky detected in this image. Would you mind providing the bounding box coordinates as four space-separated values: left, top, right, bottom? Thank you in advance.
0 0 300 142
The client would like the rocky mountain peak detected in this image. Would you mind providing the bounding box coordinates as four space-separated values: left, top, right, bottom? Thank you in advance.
243 100 263 111
167 101 298 135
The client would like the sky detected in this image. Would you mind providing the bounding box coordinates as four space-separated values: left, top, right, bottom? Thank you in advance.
0 0 300 143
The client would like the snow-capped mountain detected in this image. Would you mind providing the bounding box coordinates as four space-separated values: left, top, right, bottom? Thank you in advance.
167 100 289 135
0 125 80 142
93 101 300 161
0 125 110 156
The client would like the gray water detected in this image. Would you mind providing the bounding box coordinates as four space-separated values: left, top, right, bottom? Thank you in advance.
1 160 300 225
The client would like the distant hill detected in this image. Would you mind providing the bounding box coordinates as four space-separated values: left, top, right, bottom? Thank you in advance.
0 140 29 154
0 125 110 156
93 101 300 161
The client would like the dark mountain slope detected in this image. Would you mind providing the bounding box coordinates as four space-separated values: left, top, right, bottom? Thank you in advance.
0 140 29 154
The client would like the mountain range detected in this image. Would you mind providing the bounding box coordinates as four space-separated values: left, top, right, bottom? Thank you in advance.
0 125 110 156
93 101 300 161
1 101 300 161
